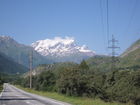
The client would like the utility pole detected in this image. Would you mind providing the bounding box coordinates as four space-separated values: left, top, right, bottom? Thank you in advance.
29 50 33 89
108 35 120 71
18 52 21 65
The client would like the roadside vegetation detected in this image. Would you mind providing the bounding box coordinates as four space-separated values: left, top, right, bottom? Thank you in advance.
15 59 140 105
0 73 20 92
16 85 132 105
0 83 3 92
0 73 4 92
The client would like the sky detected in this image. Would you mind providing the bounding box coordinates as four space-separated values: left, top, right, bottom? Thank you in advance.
0 0 140 55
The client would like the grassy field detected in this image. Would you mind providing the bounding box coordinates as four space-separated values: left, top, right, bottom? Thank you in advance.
16 86 133 105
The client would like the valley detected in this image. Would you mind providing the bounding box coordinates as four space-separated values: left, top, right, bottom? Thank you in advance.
0 36 140 105
0 0 140 105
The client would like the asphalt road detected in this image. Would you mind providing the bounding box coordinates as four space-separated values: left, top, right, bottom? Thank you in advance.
0 83 71 105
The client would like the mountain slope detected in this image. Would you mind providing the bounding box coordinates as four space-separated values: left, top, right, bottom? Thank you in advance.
85 39 140 72
0 36 52 67
0 52 27 74
119 39 140 68
31 37 95 62
25 62 78 77
121 39 140 57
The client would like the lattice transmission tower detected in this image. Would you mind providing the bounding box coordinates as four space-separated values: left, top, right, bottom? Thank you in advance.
108 35 120 71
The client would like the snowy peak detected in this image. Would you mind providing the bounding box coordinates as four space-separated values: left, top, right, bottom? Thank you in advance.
32 37 75 52
31 37 95 58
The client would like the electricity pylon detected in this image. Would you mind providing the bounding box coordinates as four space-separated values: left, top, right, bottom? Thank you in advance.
108 35 120 71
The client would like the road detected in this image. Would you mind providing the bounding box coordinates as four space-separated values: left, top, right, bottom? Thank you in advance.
0 83 71 105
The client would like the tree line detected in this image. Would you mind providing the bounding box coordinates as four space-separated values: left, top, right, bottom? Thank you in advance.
15 60 140 105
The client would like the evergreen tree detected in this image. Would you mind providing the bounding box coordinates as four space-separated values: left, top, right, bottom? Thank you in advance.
79 60 89 70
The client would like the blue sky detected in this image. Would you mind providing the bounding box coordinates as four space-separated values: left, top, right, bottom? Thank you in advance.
0 0 140 55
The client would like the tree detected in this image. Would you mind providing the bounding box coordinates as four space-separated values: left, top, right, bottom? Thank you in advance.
79 60 89 70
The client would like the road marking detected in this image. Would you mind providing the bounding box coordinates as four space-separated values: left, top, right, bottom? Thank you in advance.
26 101 36 105
48 100 65 105
26 101 30 104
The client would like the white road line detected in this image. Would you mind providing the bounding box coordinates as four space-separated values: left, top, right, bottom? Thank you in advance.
49 100 65 105
26 101 36 105
26 101 30 104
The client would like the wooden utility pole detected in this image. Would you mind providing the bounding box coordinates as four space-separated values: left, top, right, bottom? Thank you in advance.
29 50 33 89
18 52 21 65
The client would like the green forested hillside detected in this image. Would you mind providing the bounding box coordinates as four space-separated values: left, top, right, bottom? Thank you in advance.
86 55 112 72
119 48 140 69
0 36 52 67
86 39 140 72
24 62 78 77
121 39 140 57
0 52 27 74
118 39 140 70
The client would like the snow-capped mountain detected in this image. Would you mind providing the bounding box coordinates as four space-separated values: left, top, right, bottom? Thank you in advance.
31 37 95 62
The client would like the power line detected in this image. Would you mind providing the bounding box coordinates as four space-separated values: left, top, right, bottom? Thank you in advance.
100 0 106 47
106 0 109 46
100 0 104 34
124 0 138 36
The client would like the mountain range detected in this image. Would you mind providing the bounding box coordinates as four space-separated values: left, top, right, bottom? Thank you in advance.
0 36 52 68
29 38 140 75
0 35 139 74
0 36 95 65
31 37 95 62
0 36 95 74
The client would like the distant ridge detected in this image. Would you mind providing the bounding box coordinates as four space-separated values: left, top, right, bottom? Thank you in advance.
0 52 27 74
121 39 140 57
119 39 140 68
0 35 53 67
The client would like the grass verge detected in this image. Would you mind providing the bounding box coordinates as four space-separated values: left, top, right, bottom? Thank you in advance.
0 85 3 93
16 85 133 105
